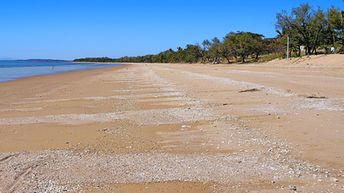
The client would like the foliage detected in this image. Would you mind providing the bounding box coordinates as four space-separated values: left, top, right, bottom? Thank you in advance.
327 7 344 53
74 57 116 63
74 3 343 64
223 32 266 63
276 3 343 55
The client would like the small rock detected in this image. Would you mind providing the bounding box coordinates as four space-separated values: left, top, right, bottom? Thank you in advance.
289 185 297 191
331 177 339 183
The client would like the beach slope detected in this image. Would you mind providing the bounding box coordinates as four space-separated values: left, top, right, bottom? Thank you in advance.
0 55 344 192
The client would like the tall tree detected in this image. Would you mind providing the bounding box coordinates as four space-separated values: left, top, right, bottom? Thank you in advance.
224 32 265 62
184 44 202 63
250 33 266 60
208 38 223 64
328 7 344 53
276 3 328 55
309 8 327 54
175 47 185 63
201 40 212 63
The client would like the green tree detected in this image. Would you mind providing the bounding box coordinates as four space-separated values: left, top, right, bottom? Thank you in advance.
276 3 328 55
208 38 223 64
201 40 212 63
328 7 344 52
309 8 327 54
250 33 266 60
175 47 185 63
184 44 202 63
224 32 264 62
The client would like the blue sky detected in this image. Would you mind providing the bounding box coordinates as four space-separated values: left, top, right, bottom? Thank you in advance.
0 0 343 60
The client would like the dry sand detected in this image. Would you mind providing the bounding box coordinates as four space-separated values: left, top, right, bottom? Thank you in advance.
0 54 343 192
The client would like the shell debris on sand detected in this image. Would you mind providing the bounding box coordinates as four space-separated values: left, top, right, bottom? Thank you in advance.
0 150 342 192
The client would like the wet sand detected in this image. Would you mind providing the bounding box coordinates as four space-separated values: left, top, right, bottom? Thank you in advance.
0 55 343 192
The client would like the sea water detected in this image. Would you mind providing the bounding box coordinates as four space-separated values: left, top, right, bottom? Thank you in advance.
0 60 119 82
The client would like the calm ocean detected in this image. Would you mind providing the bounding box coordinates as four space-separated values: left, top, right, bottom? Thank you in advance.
0 60 119 82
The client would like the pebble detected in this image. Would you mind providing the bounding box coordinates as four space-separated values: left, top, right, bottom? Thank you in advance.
289 185 297 191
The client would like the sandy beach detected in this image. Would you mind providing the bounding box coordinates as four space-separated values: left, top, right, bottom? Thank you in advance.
0 54 344 192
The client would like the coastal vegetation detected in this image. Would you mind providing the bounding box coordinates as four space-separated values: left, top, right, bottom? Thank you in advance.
74 3 343 64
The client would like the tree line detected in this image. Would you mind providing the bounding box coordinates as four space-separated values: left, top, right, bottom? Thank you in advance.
276 4 344 56
74 3 343 64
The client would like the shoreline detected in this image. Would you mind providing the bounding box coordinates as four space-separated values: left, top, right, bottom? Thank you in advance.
0 62 123 84
0 64 127 86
